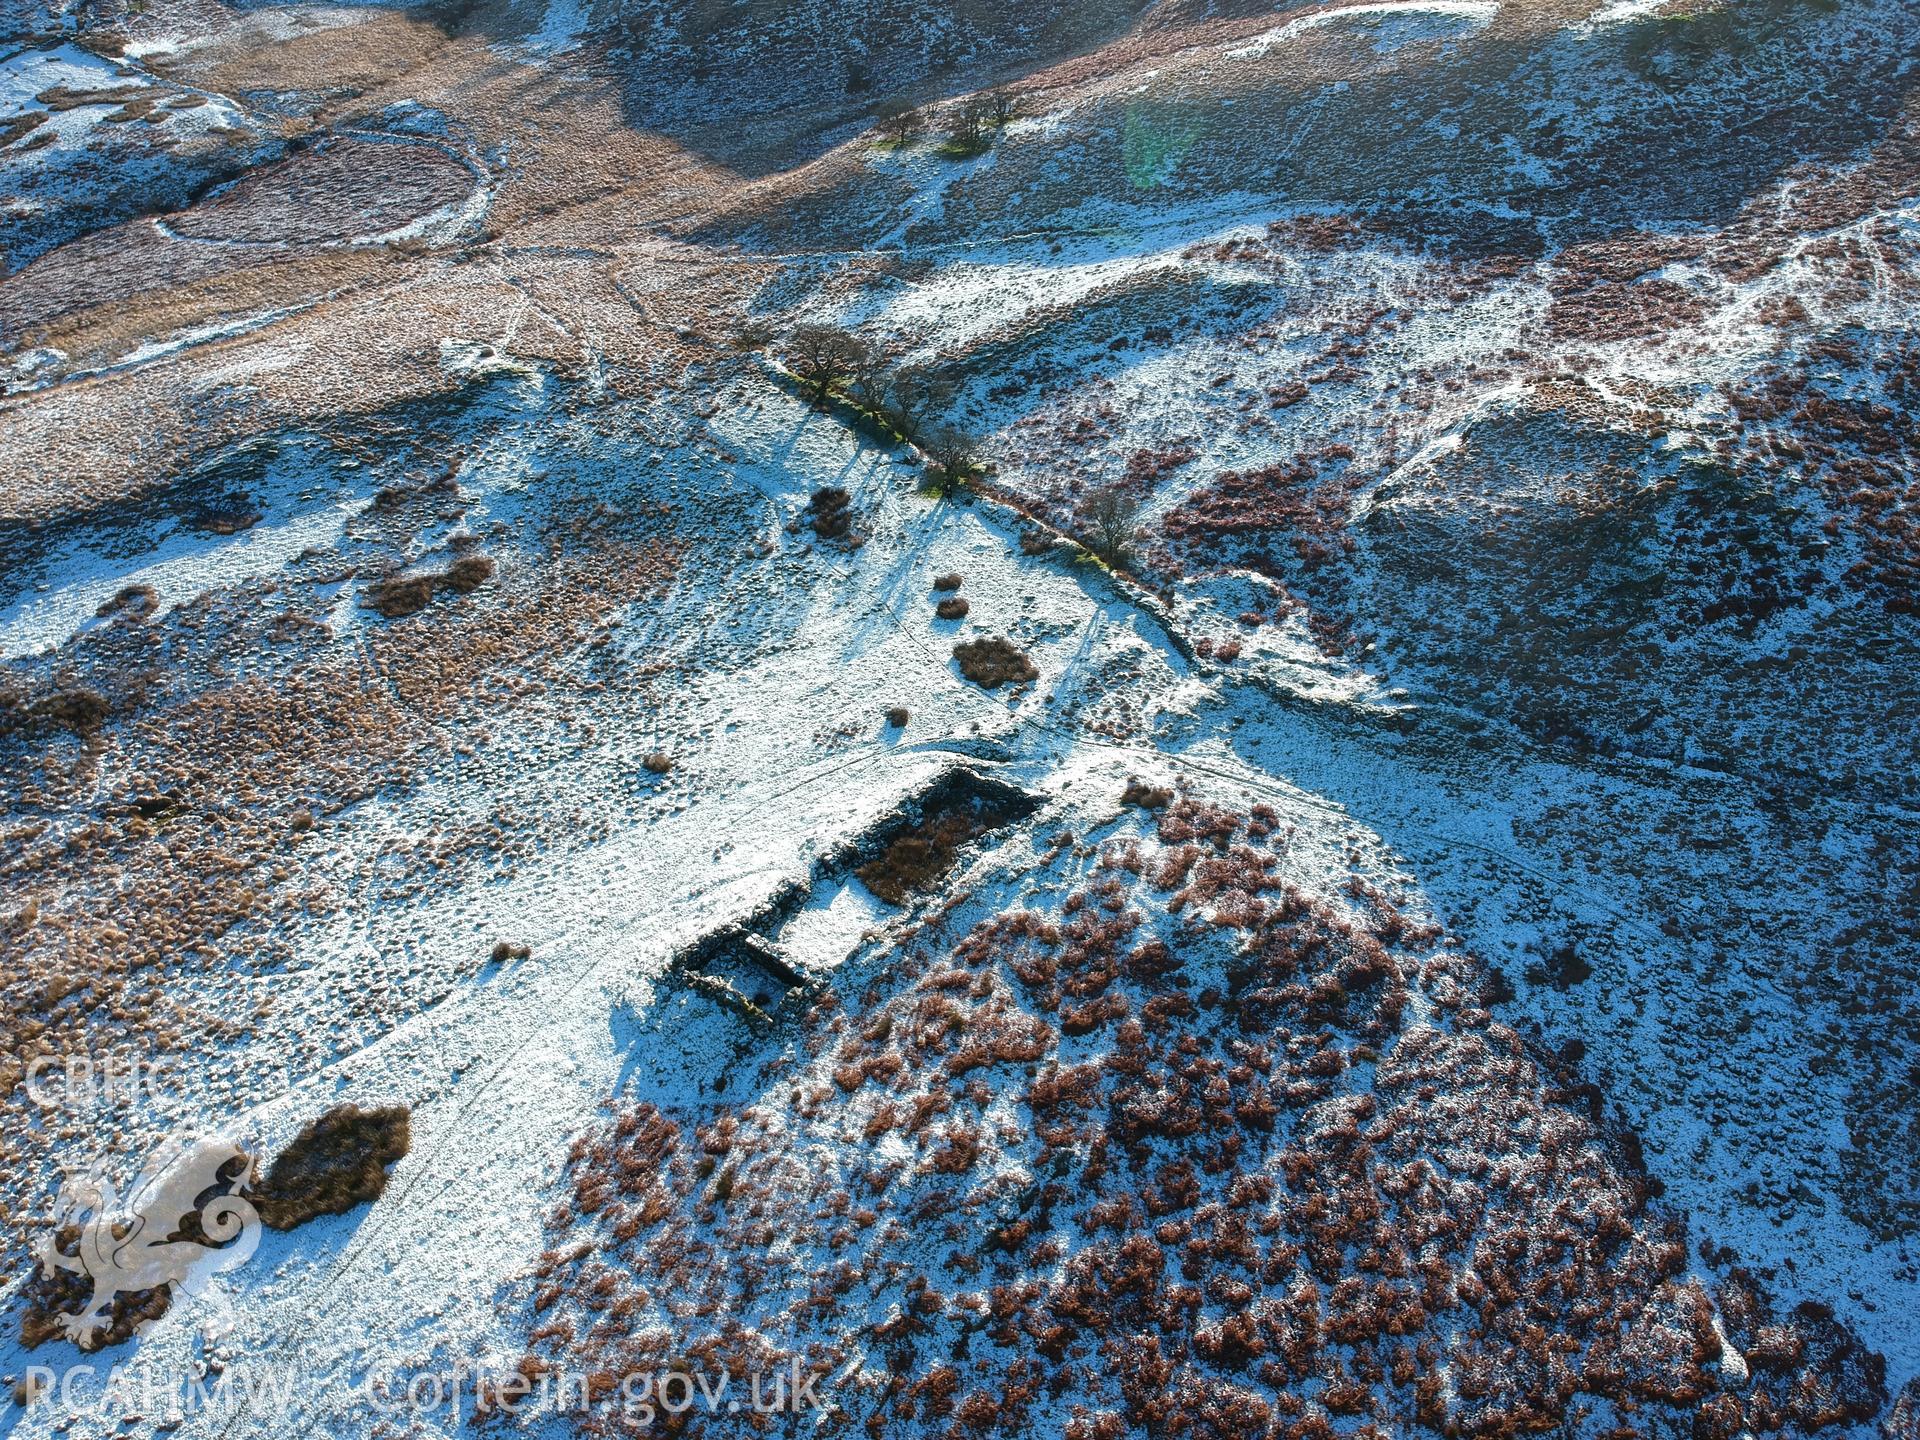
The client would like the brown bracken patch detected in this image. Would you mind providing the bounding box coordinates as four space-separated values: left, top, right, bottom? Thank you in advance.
252 1102 411 1231
361 553 497 617
524 795 1891 1439
954 636 1037 689
19 1265 171 1353
1121 777 1174 810
857 810 988 905
362 575 436 618
808 487 854 541
442 553 498 593
0 685 111 736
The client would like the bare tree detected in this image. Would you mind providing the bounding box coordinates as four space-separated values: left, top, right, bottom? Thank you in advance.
876 99 923 145
926 428 980 496
845 335 893 415
787 324 861 404
987 86 1016 126
944 95 993 155
884 366 951 446
1079 485 1140 568
731 319 774 351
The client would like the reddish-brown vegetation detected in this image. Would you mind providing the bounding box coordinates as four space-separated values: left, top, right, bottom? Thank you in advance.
361 553 497 618
1545 277 1708 343
20 1269 172 1354
253 1102 411 1230
522 794 1886 1438
857 810 988 905
363 574 436 618
808 487 855 541
954 636 1038 689
1160 448 1361 577
1727 340 1920 613
1121 778 1173 810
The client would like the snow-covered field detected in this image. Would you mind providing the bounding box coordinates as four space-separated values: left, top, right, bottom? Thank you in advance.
1 0 1915 1432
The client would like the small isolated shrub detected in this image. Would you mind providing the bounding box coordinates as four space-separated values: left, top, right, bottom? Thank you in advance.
253 1103 410 1230
1122 778 1174 810
362 556 491 618
195 500 262 535
643 752 674 775
21 1260 171 1352
95 583 158 619
936 597 971 621
491 940 532 962
442 553 497 592
17 1142 249 1349
808 487 854 541
361 575 435 618
28 687 110 734
933 572 964 592
887 707 911 728
954 637 1037 689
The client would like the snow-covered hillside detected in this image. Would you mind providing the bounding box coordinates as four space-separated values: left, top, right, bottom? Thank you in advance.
0 0 1914 1435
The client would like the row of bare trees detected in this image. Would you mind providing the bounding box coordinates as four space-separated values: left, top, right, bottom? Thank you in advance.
782 324 1140 559
875 86 1016 156
784 325 980 494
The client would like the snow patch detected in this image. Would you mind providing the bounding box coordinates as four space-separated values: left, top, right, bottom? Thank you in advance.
1229 0 1499 60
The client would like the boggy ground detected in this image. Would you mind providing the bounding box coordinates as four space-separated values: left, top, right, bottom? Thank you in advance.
0 0 1916 1434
